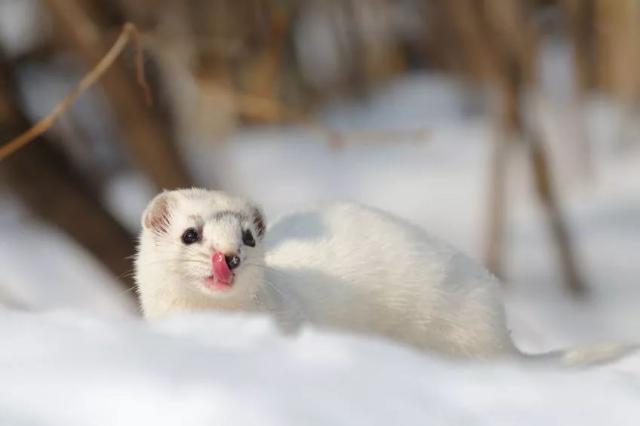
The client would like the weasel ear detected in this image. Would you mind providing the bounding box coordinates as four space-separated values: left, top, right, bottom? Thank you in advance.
142 192 173 233
251 206 266 239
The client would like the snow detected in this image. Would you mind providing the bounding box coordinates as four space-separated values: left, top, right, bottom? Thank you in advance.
1 309 640 426
1 67 640 423
0 194 135 316
0 0 48 57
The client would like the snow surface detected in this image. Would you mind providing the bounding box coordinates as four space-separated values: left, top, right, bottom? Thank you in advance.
1 69 640 424
1 309 640 426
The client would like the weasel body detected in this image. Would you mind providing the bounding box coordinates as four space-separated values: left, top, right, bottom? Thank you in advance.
262 203 515 357
135 189 635 363
135 188 515 357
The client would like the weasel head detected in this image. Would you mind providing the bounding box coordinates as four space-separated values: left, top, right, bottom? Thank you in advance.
134 188 266 317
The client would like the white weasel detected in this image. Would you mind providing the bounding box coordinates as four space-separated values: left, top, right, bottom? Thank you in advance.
135 188 635 361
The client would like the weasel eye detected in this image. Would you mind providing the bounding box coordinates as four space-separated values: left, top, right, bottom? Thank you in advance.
181 228 199 245
242 229 255 247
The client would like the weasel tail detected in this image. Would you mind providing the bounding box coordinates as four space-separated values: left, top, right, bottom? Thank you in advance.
525 343 639 367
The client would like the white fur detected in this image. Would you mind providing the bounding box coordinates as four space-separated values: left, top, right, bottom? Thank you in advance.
262 203 516 357
135 189 516 358
135 189 266 318
135 189 635 363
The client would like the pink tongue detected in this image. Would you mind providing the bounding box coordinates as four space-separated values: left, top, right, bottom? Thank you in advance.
212 252 232 283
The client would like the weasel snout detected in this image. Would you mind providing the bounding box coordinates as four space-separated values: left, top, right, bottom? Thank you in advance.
224 254 242 270
209 251 242 291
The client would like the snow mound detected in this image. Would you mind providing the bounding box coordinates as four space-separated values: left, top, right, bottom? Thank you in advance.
1 309 639 426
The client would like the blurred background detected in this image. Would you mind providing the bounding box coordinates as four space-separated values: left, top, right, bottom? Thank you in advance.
0 0 639 352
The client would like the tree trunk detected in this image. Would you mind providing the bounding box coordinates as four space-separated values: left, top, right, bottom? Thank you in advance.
43 0 193 190
0 55 137 295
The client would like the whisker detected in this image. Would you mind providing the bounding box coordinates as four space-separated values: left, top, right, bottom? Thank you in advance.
260 276 310 323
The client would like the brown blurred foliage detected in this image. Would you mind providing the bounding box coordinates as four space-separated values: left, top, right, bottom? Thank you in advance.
1 0 639 297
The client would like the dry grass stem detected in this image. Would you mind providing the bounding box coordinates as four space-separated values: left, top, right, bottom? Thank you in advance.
0 23 150 162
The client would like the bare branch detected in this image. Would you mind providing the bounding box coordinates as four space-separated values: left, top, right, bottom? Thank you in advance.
0 23 149 162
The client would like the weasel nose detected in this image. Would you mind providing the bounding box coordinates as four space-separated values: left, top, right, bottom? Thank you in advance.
225 254 241 270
